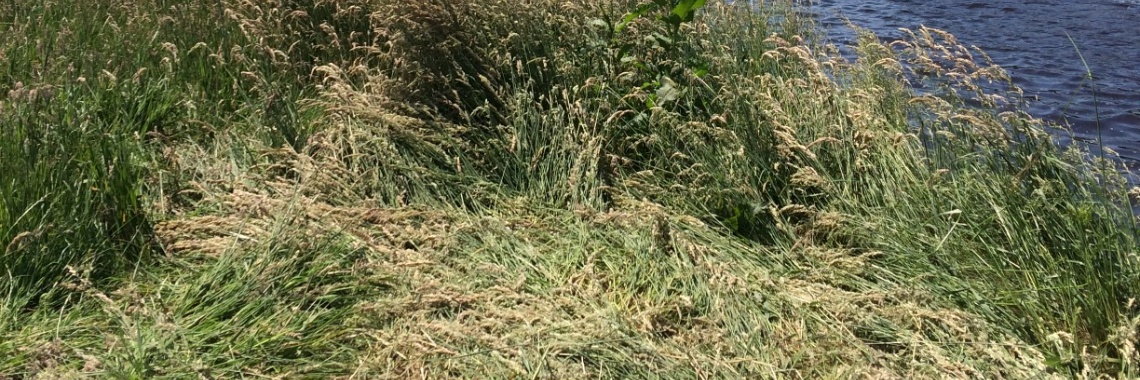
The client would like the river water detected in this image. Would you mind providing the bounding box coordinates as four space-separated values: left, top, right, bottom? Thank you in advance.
803 0 1140 162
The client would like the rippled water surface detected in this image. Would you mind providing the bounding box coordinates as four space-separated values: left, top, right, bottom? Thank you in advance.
805 0 1140 160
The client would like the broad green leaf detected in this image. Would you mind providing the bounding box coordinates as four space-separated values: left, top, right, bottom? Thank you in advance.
673 0 706 23
616 3 656 33
673 1 692 19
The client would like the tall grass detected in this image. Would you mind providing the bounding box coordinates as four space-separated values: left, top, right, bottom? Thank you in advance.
0 0 326 301
2 0 1139 377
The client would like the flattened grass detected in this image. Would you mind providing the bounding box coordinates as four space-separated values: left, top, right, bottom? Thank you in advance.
2 0 1138 378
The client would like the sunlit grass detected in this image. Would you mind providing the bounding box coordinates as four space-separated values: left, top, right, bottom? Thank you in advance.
2 0 1138 378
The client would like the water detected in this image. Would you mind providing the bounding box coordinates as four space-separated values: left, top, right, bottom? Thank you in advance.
804 0 1140 162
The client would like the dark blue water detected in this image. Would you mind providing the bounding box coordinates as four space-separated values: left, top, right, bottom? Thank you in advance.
805 0 1140 162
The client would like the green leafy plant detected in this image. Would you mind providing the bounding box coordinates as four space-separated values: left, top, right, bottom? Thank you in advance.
608 0 710 110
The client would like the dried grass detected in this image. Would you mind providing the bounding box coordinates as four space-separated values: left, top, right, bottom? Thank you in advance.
4 0 1138 378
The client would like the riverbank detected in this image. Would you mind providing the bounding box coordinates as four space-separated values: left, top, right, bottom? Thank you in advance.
2 0 1138 377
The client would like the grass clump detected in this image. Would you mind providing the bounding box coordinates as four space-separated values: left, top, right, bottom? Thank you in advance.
2 0 1139 378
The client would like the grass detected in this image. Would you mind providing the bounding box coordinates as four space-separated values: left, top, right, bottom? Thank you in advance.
2 0 1139 378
